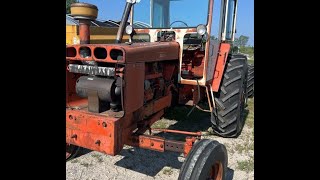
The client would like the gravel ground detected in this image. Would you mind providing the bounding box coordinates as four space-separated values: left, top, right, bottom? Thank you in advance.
67 98 254 180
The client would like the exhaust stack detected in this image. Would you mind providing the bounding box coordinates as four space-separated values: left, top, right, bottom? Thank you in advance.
70 3 98 65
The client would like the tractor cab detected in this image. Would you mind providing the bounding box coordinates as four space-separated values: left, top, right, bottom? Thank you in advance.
124 0 238 86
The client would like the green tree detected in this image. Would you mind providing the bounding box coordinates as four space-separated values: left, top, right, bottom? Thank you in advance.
66 0 78 14
234 35 249 47
240 46 254 56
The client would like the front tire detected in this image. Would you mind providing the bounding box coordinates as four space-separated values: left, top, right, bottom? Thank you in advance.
211 54 248 138
178 139 228 180
66 143 81 161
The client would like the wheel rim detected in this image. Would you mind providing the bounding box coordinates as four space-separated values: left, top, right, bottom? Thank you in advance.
66 143 79 160
209 161 223 180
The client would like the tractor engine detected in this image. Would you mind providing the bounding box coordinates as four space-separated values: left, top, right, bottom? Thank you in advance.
66 41 180 156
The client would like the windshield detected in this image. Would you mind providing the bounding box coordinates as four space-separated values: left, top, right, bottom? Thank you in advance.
133 0 209 29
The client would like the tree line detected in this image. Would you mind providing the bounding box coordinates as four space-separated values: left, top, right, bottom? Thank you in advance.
210 35 250 47
210 35 253 55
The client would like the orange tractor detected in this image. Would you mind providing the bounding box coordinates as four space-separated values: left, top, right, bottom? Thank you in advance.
66 0 246 179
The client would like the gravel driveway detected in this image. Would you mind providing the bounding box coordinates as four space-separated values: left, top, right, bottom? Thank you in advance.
67 99 254 180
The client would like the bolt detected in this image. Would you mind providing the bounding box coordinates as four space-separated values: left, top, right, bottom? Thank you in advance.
69 115 73 120
151 142 154 146
71 134 77 139
102 122 107 127
95 140 101 145
160 144 164 148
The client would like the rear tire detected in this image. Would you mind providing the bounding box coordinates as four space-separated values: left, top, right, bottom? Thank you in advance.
211 54 248 138
178 139 228 180
247 64 254 98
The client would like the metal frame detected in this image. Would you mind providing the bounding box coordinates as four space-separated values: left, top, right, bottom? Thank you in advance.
218 0 238 41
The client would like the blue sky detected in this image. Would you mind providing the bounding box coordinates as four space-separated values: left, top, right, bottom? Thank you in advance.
79 0 254 46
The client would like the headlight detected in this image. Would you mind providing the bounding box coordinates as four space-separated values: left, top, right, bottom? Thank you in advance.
125 25 134 35
196 24 207 36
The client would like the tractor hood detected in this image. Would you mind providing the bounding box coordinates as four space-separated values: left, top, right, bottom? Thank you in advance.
66 42 180 63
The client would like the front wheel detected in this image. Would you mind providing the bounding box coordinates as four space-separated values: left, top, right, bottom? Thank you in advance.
66 143 81 161
178 139 228 180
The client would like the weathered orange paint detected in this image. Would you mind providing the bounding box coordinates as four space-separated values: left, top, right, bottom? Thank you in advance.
66 109 121 155
143 95 171 118
123 63 145 114
184 137 197 157
211 43 231 92
130 135 165 152
66 42 180 63
151 129 201 136
79 20 91 44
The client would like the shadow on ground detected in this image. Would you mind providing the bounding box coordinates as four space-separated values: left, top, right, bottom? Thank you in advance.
115 147 183 176
115 146 235 179
73 148 92 159
113 104 243 178
69 104 248 179
154 104 249 140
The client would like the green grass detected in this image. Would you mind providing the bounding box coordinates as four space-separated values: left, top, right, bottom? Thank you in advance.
234 97 254 154
234 97 254 172
239 46 254 57
91 154 101 158
162 167 173 175
234 139 254 154
247 59 254 65
80 162 90 167
152 120 170 129
91 153 104 163
97 158 103 163
246 98 254 129
237 158 254 172
71 159 79 163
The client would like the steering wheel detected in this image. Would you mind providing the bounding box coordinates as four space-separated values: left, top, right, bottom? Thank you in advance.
170 20 188 28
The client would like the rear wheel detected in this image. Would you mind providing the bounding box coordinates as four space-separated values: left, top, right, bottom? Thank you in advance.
211 54 248 138
66 143 80 161
178 139 228 180
247 64 254 98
